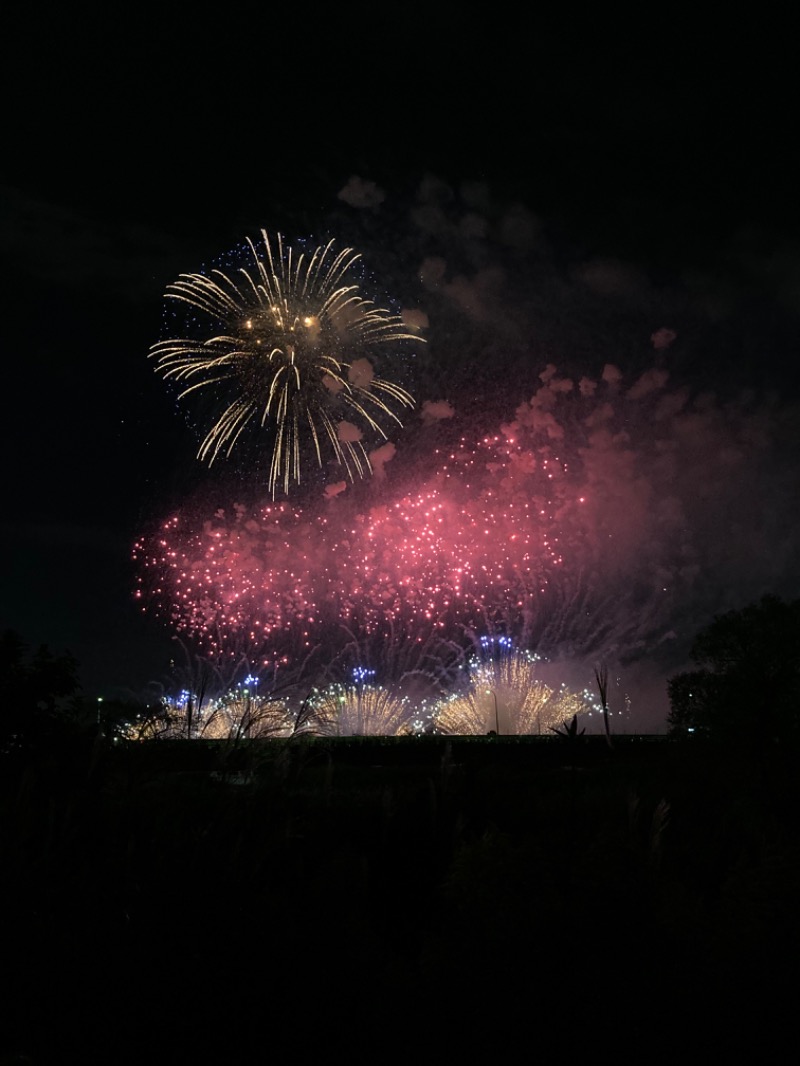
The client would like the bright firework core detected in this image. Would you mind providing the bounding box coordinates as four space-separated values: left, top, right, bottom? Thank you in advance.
150 231 424 496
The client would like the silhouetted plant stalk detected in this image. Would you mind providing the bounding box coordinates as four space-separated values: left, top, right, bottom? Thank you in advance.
594 662 613 749
185 665 212 739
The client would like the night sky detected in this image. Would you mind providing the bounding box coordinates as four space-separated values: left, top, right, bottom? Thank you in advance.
3 21 798 732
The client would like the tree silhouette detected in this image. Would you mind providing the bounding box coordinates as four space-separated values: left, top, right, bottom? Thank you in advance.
0 629 83 755
667 595 800 747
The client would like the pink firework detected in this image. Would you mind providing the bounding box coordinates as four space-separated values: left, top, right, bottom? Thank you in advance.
133 500 331 664
136 361 785 672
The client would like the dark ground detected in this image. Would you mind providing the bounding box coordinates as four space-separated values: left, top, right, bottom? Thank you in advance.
3 734 799 1063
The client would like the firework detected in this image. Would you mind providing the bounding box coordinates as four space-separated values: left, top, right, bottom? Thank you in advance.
325 624 465 702
120 701 181 741
136 360 790 695
432 638 598 735
302 682 416 737
149 231 423 496
133 500 331 664
203 690 295 740
121 689 205 740
121 685 296 741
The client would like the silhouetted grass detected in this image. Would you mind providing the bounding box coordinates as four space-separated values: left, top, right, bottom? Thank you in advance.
2 734 798 1062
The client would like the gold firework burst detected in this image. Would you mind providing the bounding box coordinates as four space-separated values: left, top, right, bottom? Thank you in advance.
433 645 593 735
150 231 423 495
203 692 295 739
303 683 415 737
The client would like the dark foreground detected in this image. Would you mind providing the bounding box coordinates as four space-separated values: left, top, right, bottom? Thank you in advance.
3 734 799 1064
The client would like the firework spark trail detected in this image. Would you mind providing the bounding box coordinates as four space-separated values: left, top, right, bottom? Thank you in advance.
322 622 465 699
150 231 424 496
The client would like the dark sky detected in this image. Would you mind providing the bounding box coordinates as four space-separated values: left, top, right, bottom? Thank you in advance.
3 19 798 729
